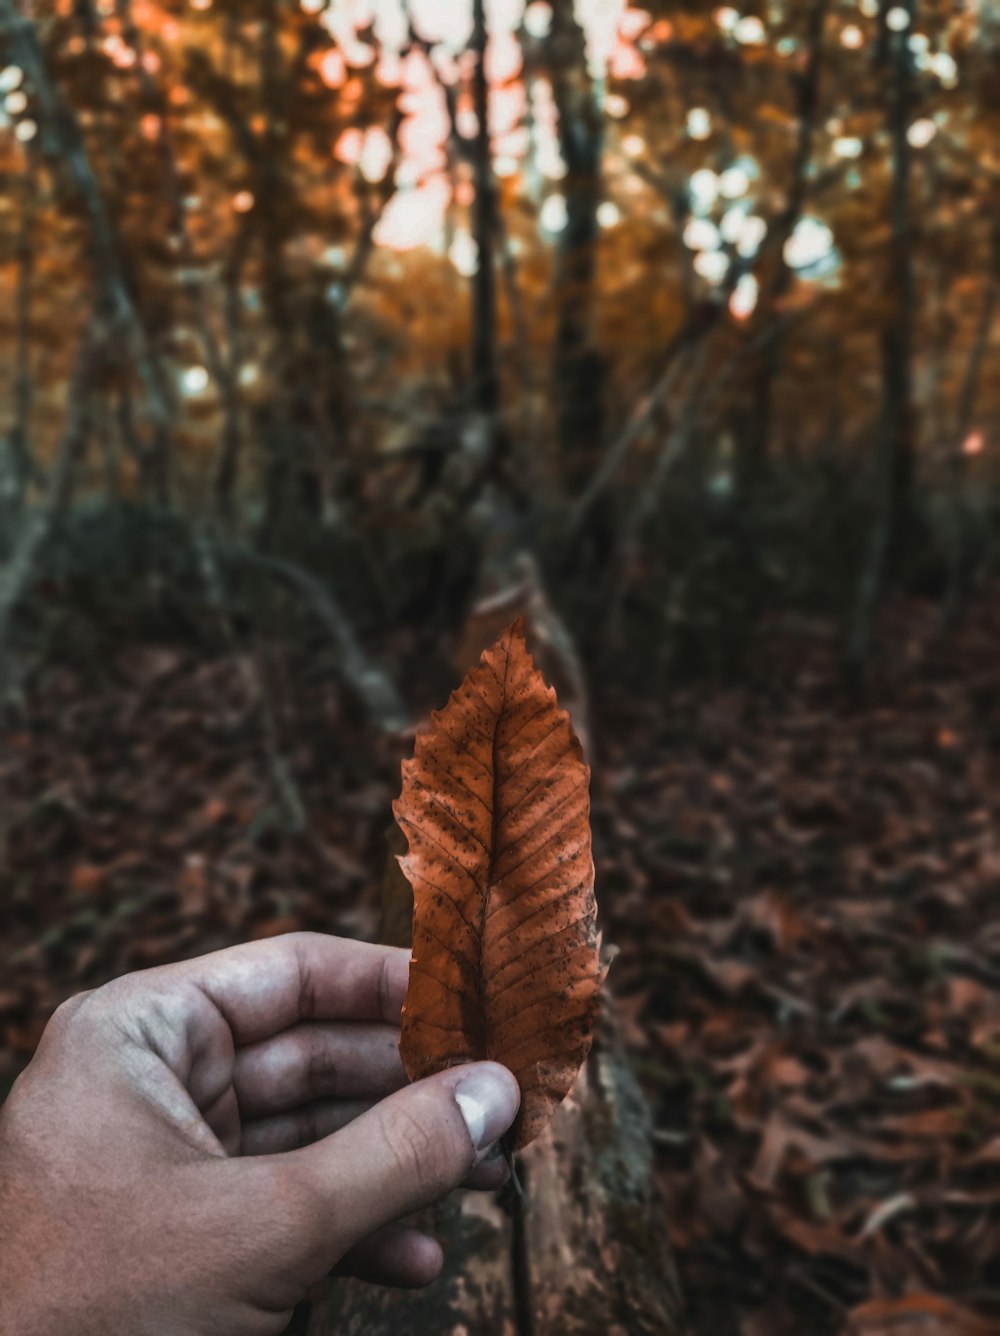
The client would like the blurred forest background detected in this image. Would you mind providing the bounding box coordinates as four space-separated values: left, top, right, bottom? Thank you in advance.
2 1 1000 1332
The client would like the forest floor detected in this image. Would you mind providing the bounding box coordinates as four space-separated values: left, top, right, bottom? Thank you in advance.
2 593 1000 1336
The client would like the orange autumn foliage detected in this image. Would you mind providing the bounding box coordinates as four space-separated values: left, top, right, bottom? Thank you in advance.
394 619 601 1148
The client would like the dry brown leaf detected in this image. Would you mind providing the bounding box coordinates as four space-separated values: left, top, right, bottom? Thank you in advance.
68 863 106 896
750 1113 860 1188
848 1293 998 1334
395 618 601 1147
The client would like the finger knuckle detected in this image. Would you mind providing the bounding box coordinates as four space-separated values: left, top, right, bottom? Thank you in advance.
44 989 96 1038
377 951 394 1022
305 1033 340 1101
385 1100 458 1196
293 940 320 1022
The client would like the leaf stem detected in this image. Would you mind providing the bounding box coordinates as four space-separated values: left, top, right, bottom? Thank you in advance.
501 1131 525 1204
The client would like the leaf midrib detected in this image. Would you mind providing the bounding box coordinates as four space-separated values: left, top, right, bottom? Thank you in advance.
478 632 512 1057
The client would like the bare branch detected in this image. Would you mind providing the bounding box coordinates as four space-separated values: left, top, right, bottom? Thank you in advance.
191 523 309 835
230 545 410 734
567 329 696 537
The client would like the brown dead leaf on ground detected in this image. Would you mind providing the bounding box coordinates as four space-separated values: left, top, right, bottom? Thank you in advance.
847 1293 1000 1334
601 594 1000 1333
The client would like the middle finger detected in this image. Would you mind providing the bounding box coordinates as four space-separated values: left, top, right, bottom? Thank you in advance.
233 1021 406 1118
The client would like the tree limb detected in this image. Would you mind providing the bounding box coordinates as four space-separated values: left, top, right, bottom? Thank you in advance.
230 545 410 734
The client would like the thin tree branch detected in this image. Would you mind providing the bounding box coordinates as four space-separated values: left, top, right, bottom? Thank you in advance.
567 332 695 538
229 545 409 733
191 522 309 836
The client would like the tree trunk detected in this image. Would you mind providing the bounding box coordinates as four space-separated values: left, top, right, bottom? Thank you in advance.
1 0 173 500
941 217 1000 628
549 0 605 495
0 333 99 706
877 0 918 535
7 153 38 508
471 0 500 427
737 0 828 502
844 0 917 686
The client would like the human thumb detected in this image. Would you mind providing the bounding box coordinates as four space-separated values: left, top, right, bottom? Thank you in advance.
290 1061 519 1256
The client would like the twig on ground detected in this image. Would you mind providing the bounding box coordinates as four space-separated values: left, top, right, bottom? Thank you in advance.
190 523 309 836
230 544 410 734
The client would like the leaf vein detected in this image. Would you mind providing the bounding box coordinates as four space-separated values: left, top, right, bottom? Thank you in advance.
415 921 477 977
432 721 492 778
502 701 551 750
498 724 565 802
492 983 596 1033
486 914 596 1001
498 762 565 831
492 794 589 887
406 866 481 940
399 815 484 895
421 747 492 818
419 787 491 858
498 1008 595 1063
485 858 588 927
407 1018 470 1036
408 964 468 1000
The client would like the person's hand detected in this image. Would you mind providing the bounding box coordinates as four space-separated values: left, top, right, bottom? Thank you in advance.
0 933 519 1335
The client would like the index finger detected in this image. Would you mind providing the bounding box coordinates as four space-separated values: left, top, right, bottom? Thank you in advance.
165 933 410 1044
